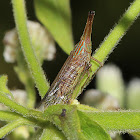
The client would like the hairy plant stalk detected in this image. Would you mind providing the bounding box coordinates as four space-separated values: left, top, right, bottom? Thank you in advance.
72 0 140 99
12 0 49 98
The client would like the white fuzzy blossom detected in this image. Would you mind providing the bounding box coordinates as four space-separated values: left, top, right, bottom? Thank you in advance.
96 64 125 107
11 89 27 106
83 89 103 106
82 89 119 110
3 20 56 63
12 126 29 139
127 78 140 109
3 29 18 63
98 95 119 110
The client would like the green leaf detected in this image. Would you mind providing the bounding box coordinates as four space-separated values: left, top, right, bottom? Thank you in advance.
78 111 111 140
34 0 74 54
40 124 66 140
30 128 44 140
44 105 85 140
0 75 13 99
81 110 140 133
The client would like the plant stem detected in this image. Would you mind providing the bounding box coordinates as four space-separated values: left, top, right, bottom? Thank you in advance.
0 110 22 122
12 0 49 98
25 79 36 108
92 0 140 67
72 0 140 99
0 119 35 138
16 48 36 108
0 110 49 129
0 93 43 118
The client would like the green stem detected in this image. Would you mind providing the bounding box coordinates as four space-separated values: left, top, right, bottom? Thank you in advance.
0 119 35 138
72 0 140 99
12 0 49 98
16 48 36 108
93 0 140 65
0 110 49 129
0 110 22 122
79 110 140 132
0 93 43 118
25 79 36 108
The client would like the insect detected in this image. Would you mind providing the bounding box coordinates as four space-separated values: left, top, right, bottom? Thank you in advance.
60 109 67 117
40 11 102 108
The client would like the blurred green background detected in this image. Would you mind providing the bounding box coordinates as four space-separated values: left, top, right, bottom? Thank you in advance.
0 0 139 90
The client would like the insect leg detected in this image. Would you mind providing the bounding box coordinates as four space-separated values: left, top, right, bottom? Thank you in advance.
81 63 92 90
81 57 103 91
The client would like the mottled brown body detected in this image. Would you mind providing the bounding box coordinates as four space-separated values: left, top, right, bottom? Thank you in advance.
40 11 95 107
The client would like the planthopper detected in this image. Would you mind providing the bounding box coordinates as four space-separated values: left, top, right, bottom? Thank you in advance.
39 11 102 108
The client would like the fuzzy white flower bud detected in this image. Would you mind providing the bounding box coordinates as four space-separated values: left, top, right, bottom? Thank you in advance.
83 89 103 106
3 21 56 63
11 89 27 106
127 78 140 109
96 64 125 107
3 29 18 63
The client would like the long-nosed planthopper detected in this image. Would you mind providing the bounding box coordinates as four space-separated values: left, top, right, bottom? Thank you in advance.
39 11 102 108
